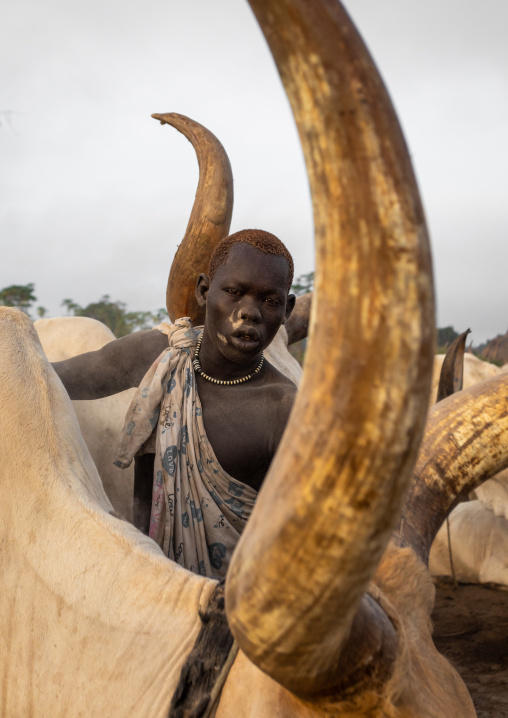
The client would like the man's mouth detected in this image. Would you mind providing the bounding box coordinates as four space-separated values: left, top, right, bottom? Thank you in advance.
232 327 260 342
229 327 262 352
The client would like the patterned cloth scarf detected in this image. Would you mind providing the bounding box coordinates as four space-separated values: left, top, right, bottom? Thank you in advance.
114 319 257 579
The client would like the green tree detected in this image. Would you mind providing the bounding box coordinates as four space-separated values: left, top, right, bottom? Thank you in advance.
62 298 80 315
291 271 314 297
151 307 170 324
436 326 459 353
0 283 37 315
62 295 168 337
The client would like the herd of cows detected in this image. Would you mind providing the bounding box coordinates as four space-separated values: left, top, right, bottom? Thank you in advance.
34 314 508 591
2 303 506 716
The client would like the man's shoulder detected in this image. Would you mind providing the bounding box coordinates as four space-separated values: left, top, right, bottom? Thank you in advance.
258 361 297 453
263 359 298 392
260 361 298 414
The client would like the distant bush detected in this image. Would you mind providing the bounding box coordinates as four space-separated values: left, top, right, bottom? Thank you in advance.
0 282 167 337
436 326 459 353
474 354 504 367
61 296 168 337
291 271 314 297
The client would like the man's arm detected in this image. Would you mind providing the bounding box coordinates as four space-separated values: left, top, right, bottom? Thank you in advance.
52 329 169 400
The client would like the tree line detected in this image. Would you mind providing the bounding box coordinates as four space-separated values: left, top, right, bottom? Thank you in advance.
0 279 499 358
0 274 317 338
0 283 167 338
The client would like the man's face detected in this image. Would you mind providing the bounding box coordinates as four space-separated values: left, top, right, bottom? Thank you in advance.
197 243 295 365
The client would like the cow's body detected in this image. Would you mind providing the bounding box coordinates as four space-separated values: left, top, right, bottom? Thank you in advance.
430 352 504 405
36 321 508 589
35 316 136 522
430 501 508 586
429 354 508 586
0 308 476 717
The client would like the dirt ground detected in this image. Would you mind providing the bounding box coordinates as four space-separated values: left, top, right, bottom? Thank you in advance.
432 582 508 717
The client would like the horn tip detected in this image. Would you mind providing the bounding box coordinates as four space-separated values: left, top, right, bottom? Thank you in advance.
151 113 172 125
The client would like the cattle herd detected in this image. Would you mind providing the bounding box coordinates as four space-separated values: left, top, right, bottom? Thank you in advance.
34 314 508 595
1 0 507 715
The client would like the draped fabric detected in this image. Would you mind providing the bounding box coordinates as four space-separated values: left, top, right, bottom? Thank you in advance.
114 319 257 579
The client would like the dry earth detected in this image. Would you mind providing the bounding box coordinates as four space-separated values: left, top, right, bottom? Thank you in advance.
432 583 508 717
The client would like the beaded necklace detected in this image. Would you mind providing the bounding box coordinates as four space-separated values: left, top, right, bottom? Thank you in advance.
192 334 264 385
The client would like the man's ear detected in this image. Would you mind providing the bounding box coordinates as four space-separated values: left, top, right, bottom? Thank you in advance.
283 293 296 323
195 274 210 308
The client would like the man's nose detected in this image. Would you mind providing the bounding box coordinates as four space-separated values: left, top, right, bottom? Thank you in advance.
239 297 261 322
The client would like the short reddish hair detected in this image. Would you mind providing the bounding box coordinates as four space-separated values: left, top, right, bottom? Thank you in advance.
208 229 294 291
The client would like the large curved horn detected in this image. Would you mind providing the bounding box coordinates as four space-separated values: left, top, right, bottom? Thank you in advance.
226 0 434 699
396 373 508 564
152 113 234 325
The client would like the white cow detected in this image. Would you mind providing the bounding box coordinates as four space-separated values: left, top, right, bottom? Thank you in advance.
34 316 117 359
34 316 136 522
0 300 480 717
430 501 508 586
429 353 508 586
472 468 508 519
431 351 508 516
264 324 303 386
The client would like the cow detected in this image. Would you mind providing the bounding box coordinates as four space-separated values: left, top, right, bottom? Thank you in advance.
2 0 507 714
5 276 507 716
34 316 117 359
428 340 508 586
34 315 136 522
430 351 505 405
430 501 508 586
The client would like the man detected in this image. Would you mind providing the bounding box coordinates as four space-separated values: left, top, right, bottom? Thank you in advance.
53 229 296 578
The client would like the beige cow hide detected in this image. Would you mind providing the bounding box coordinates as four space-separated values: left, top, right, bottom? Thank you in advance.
35 316 136 521
430 352 503 405
430 501 508 587
429 354 508 585
0 307 477 718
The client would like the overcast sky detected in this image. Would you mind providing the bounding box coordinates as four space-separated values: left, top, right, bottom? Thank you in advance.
2 0 507 344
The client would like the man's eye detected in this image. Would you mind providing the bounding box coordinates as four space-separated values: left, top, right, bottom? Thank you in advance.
225 288 241 295
265 297 280 305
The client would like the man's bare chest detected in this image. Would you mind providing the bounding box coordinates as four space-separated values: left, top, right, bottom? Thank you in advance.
196 379 277 492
